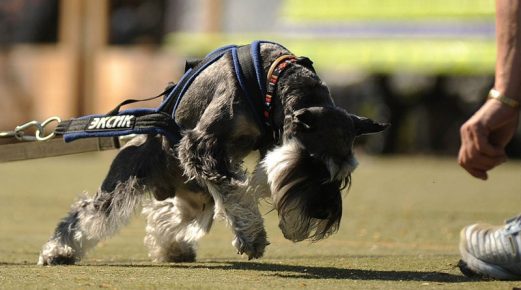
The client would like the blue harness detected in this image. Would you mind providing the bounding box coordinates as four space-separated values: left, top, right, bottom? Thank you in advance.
55 41 312 147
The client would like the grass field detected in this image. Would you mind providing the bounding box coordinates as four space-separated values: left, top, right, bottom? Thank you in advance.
1 152 521 289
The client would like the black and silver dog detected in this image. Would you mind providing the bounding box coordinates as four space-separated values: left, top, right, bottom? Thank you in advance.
38 42 388 265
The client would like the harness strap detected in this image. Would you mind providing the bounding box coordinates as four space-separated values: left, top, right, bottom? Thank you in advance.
55 110 180 143
54 41 304 147
159 47 234 116
107 83 175 116
233 45 266 134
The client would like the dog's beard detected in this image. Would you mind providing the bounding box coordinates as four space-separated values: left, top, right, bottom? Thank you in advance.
323 155 358 183
261 140 356 242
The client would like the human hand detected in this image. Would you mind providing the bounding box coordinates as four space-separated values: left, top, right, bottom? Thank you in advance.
458 100 520 180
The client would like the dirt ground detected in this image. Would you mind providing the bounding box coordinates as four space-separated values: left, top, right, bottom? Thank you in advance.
1 152 520 289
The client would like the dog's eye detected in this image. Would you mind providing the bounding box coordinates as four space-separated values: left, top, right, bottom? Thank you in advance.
292 121 314 133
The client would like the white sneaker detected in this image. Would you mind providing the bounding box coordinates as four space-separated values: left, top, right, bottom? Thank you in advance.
459 215 521 280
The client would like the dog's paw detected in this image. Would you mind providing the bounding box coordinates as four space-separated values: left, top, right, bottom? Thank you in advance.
37 241 77 266
232 230 269 260
38 254 76 266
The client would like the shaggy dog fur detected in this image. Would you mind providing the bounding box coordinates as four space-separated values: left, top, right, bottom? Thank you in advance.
38 42 387 265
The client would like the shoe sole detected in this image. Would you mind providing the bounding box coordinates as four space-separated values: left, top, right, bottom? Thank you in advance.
457 259 483 278
459 227 520 280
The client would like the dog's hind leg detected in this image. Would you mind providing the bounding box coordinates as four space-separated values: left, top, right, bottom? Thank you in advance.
143 190 214 262
38 135 171 265
37 178 144 266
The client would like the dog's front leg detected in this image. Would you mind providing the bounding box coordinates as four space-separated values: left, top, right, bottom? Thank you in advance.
177 126 268 259
206 182 267 259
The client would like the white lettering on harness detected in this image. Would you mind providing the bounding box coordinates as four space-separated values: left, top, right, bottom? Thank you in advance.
87 115 135 131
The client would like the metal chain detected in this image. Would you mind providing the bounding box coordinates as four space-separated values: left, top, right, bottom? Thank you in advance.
0 116 61 142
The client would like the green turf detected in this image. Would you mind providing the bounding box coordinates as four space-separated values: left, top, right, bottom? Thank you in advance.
166 34 496 75
1 152 521 289
281 0 495 22
166 0 497 75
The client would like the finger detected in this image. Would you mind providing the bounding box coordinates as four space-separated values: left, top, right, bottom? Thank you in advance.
475 137 504 157
469 154 506 171
458 147 504 177
470 126 504 157
465 167 488 180
460 152 505 173
458 153 487 180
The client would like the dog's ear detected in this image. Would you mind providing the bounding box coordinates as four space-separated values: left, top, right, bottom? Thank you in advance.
351 115 390 136
292 109 315 130
296 56 316 73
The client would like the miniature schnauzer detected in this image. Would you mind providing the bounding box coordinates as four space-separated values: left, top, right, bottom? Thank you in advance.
38 42 388 265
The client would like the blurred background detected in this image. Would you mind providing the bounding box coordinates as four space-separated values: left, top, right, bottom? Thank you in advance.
1 0 519 156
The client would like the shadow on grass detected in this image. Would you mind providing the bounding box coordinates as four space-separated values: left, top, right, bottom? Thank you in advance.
172 261 469 283
40 260 467 283
2 260 469 282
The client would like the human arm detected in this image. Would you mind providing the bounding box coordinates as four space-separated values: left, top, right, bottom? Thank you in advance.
457 0 521 180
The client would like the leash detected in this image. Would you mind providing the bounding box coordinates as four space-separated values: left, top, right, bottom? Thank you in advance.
0 136 133 162
0 116 61 142
0 117 135 162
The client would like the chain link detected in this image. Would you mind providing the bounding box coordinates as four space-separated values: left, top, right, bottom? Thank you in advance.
0 116 61 142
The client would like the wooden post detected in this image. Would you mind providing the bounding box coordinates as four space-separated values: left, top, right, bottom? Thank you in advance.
58 0 82 116
203 0 223 33
58 0 108 115
81 0 108 114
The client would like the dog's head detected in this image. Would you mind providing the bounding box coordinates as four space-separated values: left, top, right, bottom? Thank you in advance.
287 106 388 180
264 106 388 242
